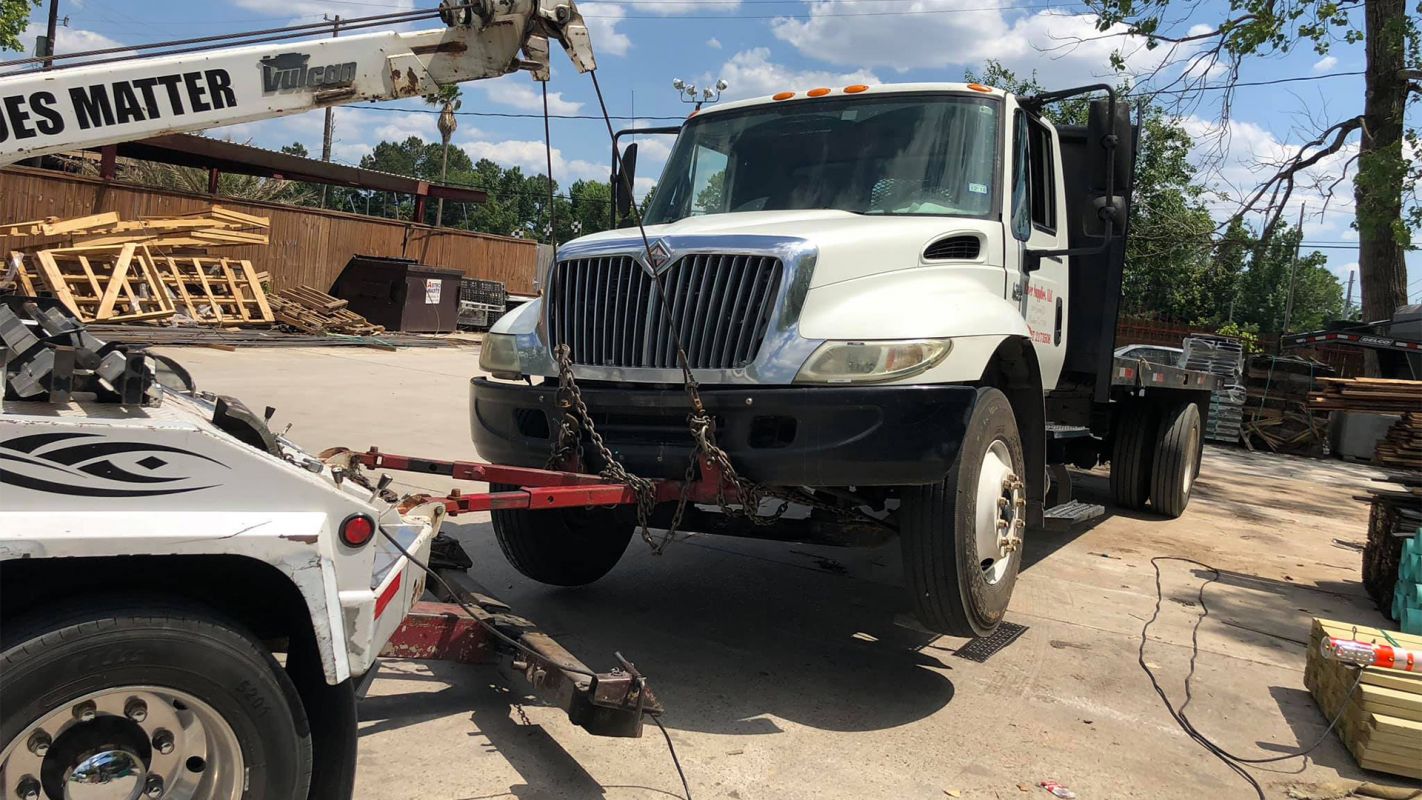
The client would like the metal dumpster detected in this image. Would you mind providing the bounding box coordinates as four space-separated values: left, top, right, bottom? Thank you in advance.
329 256 463 333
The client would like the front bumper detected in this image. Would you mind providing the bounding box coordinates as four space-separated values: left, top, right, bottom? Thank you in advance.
470 378 977 486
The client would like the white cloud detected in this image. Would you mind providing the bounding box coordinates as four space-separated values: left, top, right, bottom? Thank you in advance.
770 3 1178 83
1313 55 1339 72
716 48 879 101
628 0 740 13
580 3 632 56
460 137 608 182
707 37 723 49
471 76 583 114
21 22 125 57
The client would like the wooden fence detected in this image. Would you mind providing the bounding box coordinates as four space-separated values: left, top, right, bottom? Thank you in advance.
0 167 538 294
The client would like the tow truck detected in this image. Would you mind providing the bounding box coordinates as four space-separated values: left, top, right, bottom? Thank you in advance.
0 4 680 798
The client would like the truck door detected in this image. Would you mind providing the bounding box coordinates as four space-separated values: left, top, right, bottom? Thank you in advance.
1009 109 1069 389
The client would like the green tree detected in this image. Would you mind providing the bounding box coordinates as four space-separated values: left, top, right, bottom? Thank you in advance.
695 170 725 213
1083 0 1417 362
423 85 462 227
1232 224 1344 335
280 142 309 158
0 0 37 53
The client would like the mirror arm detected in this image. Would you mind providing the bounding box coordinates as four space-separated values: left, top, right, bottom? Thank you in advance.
1024 219 1115 272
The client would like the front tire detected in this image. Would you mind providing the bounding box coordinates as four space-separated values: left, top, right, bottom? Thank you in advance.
1150 402 1202 518
0 600 312 800
491 484 635 586
900 387 1027 637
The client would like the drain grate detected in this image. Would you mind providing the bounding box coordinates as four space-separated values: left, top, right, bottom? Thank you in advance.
952 622 1028 663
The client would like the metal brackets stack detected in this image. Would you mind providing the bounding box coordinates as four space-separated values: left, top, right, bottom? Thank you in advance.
1 297 159 405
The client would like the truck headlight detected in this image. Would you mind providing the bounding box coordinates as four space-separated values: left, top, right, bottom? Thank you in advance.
478 334 522 380
795 339 951 384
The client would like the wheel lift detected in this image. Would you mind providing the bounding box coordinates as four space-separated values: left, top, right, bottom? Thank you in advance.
340 448 743 739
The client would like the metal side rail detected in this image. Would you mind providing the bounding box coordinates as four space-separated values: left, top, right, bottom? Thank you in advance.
340 448 697 738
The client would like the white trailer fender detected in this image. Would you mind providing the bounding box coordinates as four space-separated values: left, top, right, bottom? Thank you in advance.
0 511 351 683
797 266 1031 383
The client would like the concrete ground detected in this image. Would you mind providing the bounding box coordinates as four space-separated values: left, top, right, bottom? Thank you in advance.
159 343 1409 800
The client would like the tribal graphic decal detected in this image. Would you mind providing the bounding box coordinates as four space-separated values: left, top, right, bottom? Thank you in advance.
0 431 228 497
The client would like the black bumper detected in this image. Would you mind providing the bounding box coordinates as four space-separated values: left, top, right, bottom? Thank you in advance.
470 379 977 486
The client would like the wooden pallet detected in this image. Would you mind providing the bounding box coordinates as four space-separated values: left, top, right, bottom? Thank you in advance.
151 254 274 326
271 285 383 336
1375 412 1422 470
30 244 175 323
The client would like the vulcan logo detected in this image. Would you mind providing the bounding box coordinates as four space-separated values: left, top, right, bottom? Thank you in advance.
259 53 358 94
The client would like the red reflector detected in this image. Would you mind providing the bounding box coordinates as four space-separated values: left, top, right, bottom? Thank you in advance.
340 514 376 547
375 571 402 619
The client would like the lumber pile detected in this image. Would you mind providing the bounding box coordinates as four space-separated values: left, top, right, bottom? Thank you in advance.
1304 618 1422 779
1241 355 1333 455
1362 473 1422 615
1310 377 1422 415
1374 413 1422 470
1 208 274 326
270 286 385 336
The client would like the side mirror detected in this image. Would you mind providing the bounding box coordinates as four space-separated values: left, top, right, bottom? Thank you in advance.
612 142 638 224
1088 97 1133 197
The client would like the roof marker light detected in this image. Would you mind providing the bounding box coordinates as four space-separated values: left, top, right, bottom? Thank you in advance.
772 91 795 101
966 83 993 93
844 84 869 94
807 87 831 97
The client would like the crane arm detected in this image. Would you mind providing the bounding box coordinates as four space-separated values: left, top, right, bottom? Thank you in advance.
0 0 595 166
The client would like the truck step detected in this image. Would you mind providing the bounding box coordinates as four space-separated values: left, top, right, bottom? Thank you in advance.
1043 499 1105 529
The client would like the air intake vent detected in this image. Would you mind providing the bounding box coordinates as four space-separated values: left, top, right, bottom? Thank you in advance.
923 235 981 260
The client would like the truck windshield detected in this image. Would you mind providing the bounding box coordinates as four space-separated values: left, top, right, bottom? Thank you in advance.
643 94 1000 224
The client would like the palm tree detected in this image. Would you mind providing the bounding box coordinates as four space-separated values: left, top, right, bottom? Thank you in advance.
424 85 462 227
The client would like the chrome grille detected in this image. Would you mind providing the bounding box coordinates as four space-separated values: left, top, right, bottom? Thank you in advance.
547 253 783 369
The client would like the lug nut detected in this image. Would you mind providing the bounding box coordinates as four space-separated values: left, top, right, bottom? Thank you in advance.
144 775 165 798
15 775 40 800
152 729 175 755
25 731 50 757
125 697 148 722
73 700 97 722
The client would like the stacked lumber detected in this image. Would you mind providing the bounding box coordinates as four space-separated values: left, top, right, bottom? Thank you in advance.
270 286 385 336
1241 355 1333 454
1304 618 1422 779
1375 413 1422 470
1 208 274 326
1310 377 1422 415
1395 531 1422 635
1362 474 1422 615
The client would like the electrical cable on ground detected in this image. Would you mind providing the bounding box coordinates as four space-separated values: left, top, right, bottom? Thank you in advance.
1141 556 1366 800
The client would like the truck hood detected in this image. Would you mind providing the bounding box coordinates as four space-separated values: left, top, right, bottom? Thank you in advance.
565 210 1004 288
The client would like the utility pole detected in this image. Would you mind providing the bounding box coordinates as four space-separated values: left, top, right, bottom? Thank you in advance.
40 0 59 69
1279 203 1306 350
319 15 341 208
1344 270 1356 316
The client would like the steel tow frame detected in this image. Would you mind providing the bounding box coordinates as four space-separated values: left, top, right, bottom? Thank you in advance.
355 446 739 514
357 447 740 739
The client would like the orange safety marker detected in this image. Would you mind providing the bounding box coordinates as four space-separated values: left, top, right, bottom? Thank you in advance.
1322 637 1420 672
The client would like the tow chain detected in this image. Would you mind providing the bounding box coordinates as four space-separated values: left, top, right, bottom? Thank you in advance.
546 345 881 555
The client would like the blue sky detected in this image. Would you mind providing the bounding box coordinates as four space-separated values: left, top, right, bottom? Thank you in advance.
10 0 1418 306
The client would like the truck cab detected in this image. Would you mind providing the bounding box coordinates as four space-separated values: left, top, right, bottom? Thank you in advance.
473 82 1207 638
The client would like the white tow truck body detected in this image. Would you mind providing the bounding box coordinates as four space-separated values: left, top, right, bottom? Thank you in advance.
0 388 437 685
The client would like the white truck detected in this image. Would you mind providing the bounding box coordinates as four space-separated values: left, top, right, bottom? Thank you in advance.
473 82 1218 638
0 2 606 796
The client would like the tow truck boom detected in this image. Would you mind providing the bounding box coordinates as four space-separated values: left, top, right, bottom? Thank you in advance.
0 0 595 166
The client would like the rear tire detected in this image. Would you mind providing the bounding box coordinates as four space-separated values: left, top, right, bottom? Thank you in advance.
1110 400 1157 510
0 599 311 800
900 387 1026 637
1150 402 1202 518
491 484 635 586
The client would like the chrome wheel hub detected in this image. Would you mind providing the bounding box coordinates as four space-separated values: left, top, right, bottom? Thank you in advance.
975 439 1025 585
0 688 244 800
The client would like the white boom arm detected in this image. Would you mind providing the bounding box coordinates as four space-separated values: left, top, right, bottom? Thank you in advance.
0 0 595 166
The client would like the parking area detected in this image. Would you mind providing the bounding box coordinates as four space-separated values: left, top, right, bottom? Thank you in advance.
161 344 1395 800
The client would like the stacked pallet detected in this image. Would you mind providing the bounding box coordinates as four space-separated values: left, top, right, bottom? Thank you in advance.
1395 531 1422 635
2 208 275 326
1361 474 1422 615
1185 336 1248 444
1375 413 1422 470
1241 355 1333 454
270 286 385 336
1304 618 1422 779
